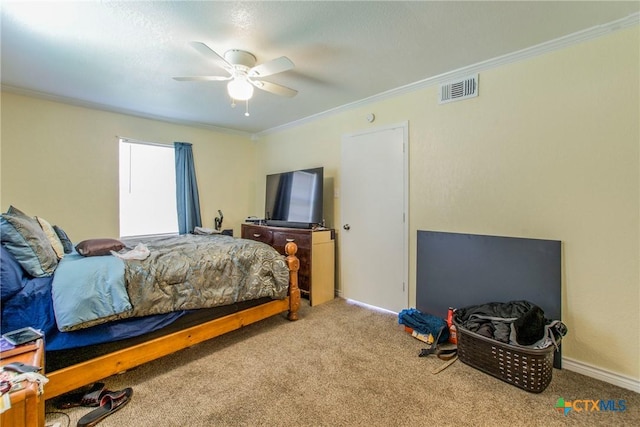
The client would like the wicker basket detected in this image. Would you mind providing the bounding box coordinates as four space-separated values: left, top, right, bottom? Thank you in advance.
454 319 556 393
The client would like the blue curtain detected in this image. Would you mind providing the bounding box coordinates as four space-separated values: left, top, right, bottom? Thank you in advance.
174 142 202 234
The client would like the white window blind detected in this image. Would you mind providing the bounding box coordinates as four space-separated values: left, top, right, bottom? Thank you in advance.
119 138 178 237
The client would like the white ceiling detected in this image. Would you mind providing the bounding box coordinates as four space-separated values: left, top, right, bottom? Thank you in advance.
2 1 638 135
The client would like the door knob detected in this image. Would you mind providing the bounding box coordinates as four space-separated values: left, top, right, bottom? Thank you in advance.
343 224 350 230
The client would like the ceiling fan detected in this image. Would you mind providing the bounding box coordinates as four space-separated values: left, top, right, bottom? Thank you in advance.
173 42 297 115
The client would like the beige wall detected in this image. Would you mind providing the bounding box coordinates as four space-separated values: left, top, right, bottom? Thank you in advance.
0 27 637 382
0 92 256 240
256 28 639 380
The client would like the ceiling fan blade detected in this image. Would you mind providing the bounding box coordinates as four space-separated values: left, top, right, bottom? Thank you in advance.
251 80 298 98
173 76 232 82
248 56 294 78
188 41 233 72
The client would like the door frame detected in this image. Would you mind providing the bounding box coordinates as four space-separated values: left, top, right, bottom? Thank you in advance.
340 121 409 312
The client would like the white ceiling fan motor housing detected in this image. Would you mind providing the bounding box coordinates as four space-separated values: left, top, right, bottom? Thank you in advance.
224 49 257 71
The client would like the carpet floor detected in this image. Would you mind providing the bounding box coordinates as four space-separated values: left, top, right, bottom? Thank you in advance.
45 298 639 426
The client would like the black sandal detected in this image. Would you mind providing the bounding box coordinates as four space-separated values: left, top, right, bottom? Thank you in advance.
77 388 133 427
54 382 106 409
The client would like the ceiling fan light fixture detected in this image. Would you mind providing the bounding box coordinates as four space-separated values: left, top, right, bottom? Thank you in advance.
176 43 297 107
227 78 254 101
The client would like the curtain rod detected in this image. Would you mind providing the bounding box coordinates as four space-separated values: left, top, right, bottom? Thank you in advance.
116 136 172 148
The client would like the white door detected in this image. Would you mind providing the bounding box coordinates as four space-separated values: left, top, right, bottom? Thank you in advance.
340 123 408 313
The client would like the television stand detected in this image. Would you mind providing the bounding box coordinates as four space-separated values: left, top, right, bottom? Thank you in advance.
241 224 335 306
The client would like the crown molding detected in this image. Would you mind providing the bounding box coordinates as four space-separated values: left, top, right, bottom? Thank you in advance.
254 12 639 138
0 84 252 137
3 12 637 140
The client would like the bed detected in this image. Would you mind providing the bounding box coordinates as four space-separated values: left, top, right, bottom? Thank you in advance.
0 208 300 400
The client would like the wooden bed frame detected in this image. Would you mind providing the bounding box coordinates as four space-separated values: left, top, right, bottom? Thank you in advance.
44 242 301 400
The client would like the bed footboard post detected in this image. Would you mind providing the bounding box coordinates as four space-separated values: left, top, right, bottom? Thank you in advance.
285 242 300 321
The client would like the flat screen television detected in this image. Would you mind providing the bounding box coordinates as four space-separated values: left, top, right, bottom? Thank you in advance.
265 167 323 229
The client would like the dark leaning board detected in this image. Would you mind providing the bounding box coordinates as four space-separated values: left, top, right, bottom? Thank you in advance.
416 230 561 368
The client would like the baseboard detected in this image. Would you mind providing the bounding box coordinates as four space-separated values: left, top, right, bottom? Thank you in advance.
337 289 640 393
562 357 640 393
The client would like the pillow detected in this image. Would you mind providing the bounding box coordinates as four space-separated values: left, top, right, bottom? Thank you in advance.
75 238 125 257
6 205 29 218
36 216 65 259
1 245 26 302
1 209 58 277
53 225 74 254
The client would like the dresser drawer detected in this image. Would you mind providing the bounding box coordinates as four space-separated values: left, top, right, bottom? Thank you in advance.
241 225 273 245
272 232 311 292
240 224 334 304
272 231 311 250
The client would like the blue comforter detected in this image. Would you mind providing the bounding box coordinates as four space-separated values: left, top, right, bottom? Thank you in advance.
1 234 290 350
51 252 132 332
50 234 289 331
1 245 183 351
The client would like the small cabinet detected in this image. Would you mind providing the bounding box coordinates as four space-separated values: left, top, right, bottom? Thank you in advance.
241 224 335 306
0 339 45 427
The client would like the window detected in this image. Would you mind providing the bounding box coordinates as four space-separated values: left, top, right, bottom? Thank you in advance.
119 138 178 237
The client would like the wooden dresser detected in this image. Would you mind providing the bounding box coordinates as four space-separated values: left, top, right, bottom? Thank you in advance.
0 339 45 427
242 224 335 306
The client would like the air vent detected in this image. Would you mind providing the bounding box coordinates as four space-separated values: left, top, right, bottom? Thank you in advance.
439 74 478 104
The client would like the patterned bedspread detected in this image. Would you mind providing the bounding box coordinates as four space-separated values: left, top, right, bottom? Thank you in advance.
52 234 289 331
124 234 289 317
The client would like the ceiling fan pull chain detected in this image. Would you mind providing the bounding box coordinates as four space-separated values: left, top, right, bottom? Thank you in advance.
245 99 250 117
